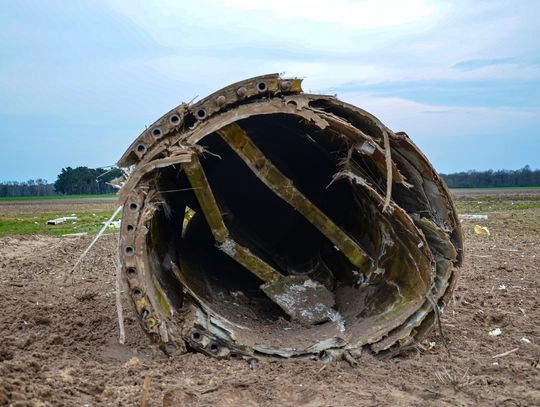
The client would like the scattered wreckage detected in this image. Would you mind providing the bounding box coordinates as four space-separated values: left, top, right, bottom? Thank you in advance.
116 74 463 362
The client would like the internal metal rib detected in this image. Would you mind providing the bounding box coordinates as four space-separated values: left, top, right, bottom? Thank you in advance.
217 123 373 271
182 154 281 283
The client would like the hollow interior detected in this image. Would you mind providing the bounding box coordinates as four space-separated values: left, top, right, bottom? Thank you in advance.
145 113 429 352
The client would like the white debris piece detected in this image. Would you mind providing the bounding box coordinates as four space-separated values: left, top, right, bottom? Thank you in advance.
498 283 507 291
489 328 502 337
62 232 88 238
103 220 121 229
47 216 78 225
521 337 531 344
459 214 488 221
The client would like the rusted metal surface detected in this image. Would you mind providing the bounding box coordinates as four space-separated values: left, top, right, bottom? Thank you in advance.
117 74 463 362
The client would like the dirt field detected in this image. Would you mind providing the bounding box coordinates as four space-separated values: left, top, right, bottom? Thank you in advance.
451 188 540 197
0 199 117 216
1 193 539 406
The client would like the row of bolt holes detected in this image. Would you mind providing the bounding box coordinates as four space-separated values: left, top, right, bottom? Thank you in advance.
127 270 151 320
135 81 271 155
194 82 267 121
135 114 180 154
191 331 241 359
126 268 150 319
123 202 138 255
191 329 330 362
123 201 149 320
190 330 329 361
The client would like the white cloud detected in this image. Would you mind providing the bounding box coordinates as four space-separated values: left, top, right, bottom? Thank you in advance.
106 0 445 59
216 0 434 29
106 0 540 89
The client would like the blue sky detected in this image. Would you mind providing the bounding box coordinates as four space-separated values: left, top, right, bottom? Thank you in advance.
1 0 539 182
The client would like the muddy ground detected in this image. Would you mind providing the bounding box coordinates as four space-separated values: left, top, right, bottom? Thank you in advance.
0 194 539 406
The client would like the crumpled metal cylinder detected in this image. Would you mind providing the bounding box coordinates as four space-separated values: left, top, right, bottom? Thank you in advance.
117 74 463 361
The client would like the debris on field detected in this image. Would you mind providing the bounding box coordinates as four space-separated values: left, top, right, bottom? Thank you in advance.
498 283 507 290
521 337 531 344
103 220 121 229
123 357 142 367
47 216 78 225
459 214 488 221
492 348 518 358
140 376 151 407
61 233 87 238
115 74 463 362
474 225 491 236
489 328 502 337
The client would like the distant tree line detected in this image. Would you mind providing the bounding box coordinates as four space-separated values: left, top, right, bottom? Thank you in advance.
0 179 56 197
440 165 540 188
2 165 539 197
0 166 123 197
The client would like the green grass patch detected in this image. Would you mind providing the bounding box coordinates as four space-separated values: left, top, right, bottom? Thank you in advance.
450 186 540 191
0 210 120 237
0 194 116 202
1 193 538 237
454 195 540 213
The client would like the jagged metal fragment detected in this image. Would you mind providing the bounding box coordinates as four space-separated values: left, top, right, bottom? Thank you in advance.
117 73 463 362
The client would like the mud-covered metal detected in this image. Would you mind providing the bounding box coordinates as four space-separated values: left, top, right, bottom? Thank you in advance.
117 73 463 362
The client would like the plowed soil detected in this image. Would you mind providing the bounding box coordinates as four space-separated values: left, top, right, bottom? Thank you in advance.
0 196 539 406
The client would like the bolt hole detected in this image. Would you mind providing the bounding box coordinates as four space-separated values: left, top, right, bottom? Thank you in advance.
191 331 202 341
170 115 180 124
126 224 134 232
141 308 150 318
229 352 238 359
129 202 138 211
133 288 143 298
196 109 206 119
136 144 146 153
257 82 267 92
152 128 162 138
126 267 137 277
125 246 134 255
318 350 332 363
209 343 219 353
